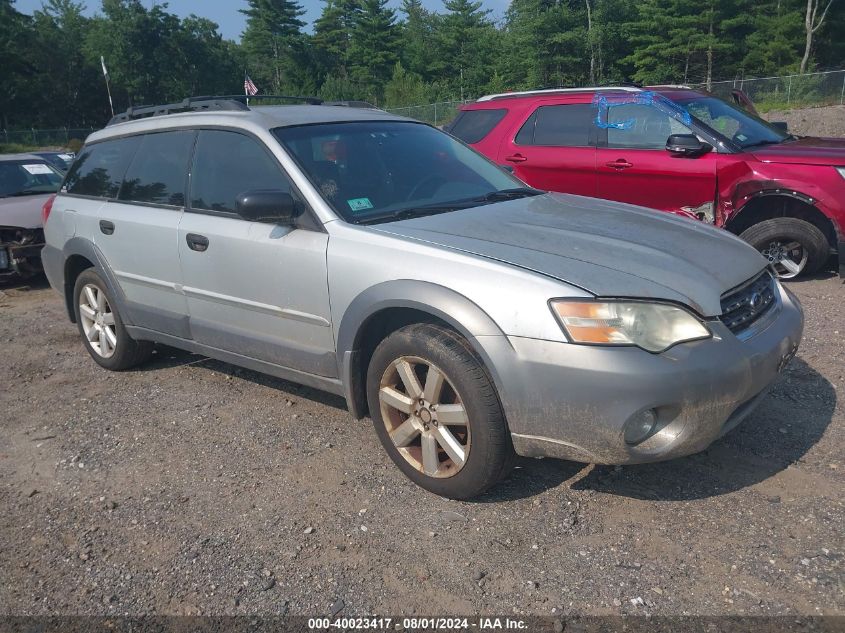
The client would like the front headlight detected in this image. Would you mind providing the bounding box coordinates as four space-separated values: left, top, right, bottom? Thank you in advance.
836 166 845 180
550 300 711 353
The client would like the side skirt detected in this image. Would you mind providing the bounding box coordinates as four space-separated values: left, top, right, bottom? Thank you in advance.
125 326 346 398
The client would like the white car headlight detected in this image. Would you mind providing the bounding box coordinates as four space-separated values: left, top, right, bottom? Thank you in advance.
550 300 711 353
836 166 845 180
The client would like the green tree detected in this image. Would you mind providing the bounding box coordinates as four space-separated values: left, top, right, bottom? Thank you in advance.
434 0 498 99
399 0 434 79
349 0 399 99
240 0 307 93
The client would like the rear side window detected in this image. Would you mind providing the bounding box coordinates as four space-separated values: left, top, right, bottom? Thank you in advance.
64 137 140 198
448 109 507 144
516 104 594 146
190 130 292 214
118 131 195 206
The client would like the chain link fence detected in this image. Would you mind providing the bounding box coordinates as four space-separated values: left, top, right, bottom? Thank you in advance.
384 100 470 126
1 127 96 149
697 69 845 111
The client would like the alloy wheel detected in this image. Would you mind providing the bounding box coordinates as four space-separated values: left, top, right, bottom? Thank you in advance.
78 283 117 358
760 239 808 279
378 356 471 478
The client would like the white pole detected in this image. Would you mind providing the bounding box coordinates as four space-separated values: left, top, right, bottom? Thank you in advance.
101 56 114 117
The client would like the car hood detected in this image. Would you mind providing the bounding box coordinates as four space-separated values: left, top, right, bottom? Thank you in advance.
0 194 50 230
750 136 845 166
370 193 768 317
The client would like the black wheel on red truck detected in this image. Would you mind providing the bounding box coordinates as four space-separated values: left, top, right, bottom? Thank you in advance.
740 218 830 279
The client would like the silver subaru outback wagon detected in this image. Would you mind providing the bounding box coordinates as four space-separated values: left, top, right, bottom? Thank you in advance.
41 97 803 499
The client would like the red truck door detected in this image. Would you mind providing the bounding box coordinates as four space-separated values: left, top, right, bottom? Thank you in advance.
498 101 597 197
595 102 718 219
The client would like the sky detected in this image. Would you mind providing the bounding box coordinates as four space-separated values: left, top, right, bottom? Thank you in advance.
15 0 511 39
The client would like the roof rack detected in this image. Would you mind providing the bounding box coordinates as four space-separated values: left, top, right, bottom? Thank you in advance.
323 100 380 110
476 85 642 102
107 94 324 126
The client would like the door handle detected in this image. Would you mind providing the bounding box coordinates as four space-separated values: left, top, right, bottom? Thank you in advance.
606 159 633 169
99 220 115 235
505 153 528 163
186 233 209 252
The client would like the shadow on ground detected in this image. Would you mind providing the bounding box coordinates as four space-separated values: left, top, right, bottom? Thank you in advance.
139 345 349 411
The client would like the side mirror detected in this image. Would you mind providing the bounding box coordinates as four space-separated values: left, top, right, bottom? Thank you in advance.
666 134 712 157
235 189 297 224
771 121 788 132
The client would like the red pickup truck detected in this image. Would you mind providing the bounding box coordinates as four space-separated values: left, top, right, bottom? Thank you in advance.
447 86 845 279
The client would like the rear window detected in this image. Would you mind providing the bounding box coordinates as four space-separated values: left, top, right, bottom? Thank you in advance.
64 137 140 198
516 104 594 147
447 109 507 144
118 131 194 206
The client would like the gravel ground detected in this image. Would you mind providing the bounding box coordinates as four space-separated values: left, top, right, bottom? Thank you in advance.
0 272 842 619
764 105 845 137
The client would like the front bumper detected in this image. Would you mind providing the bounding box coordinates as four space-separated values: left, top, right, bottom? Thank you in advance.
500 284 804 464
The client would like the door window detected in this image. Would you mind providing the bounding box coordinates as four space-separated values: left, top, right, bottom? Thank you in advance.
606 104 691 149
118 131 195 206
64 137 141 198
447 109 507 143
515 104 594 146
190 130 294 214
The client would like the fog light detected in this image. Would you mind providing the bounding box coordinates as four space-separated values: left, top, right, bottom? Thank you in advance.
624 409 657 445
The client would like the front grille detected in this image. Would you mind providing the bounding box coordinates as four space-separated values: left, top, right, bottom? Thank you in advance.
719 271 777 334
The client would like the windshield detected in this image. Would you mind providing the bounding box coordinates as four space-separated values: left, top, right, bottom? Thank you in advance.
674 96 790 149
0 160 63 198
274 121 531 224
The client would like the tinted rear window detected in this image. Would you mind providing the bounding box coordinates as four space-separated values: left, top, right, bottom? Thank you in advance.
448 109 507 143
118 131 194 206
516 104 594 146
64 137 140 198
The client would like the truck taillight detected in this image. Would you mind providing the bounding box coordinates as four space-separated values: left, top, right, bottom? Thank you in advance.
41 194 56 226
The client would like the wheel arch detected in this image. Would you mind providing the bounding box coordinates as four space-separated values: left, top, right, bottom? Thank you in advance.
336 281 513 419
726 190 839 248
62 238 129 324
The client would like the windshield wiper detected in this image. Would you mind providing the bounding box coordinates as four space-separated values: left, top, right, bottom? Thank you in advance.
9 189 53 197
356 203 470 225
474 187 544 202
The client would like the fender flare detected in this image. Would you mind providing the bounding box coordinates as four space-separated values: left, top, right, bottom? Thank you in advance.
62 238 130 324
729 188 823 230
335 280 514 419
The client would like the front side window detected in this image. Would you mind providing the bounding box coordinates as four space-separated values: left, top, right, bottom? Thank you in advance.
191 130 294 214
64 137 141 198
119 131 195 206
606 104 692 149
274 121 528 224
0 161 63 198
516 104 594 147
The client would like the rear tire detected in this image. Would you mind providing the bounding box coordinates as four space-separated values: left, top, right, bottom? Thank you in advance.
73 269 153 370
366 323 514 499
740 218 829 279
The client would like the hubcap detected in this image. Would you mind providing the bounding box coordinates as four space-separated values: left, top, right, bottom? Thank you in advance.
760 240 807 279
79 284 117 358
378 356 470 478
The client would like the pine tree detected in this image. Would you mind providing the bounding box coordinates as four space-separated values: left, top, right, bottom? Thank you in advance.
399 0 434 79
240 0 307 93
349 0 399 98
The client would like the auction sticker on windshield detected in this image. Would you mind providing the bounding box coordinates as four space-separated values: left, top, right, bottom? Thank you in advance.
348 198 374 212
22 164 53 175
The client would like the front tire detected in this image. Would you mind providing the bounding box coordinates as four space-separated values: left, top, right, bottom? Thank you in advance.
366 323 514 499
73 269 153 370
740 218 829 279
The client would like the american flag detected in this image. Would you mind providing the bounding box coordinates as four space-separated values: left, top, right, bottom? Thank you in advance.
244 75 258 97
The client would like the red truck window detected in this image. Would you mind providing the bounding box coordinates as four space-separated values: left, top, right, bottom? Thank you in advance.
448 109 507 143
515 104 594 147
